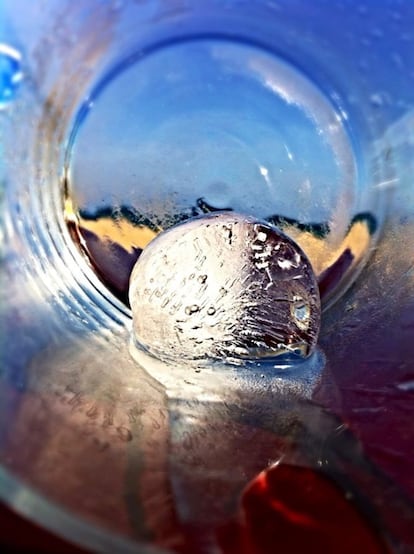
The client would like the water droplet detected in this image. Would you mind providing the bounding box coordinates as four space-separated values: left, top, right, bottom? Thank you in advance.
396 380 414 392
391 52 404 69
185 304 200 315
204 181 232 209
0 44 23 110
129 213 321 365
369 92 389 108
370 27 384 39
111 0 124 11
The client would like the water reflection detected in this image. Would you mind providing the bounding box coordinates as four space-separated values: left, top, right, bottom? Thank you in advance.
3 326 412 552
66 199 377 309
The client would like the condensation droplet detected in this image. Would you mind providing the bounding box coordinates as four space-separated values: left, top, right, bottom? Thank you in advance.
369 92 389 108
129 213 321 366
185 304 200 315
396 380 414 392
0 44 23 110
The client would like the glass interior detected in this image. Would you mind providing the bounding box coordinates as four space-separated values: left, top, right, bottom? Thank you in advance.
1 1 414 553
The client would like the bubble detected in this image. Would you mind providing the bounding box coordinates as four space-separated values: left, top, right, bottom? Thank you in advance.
291 297 311 331
129 213 321 365
185 304 200 316
0 44 23 110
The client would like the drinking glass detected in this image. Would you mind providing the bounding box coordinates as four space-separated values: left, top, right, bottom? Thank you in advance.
1 1 414 552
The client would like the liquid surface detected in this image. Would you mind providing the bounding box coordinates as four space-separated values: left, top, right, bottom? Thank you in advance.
129 213 321 364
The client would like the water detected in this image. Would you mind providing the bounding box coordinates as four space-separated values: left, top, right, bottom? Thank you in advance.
0 44 22 110
129 213 321 365
64 36 379 310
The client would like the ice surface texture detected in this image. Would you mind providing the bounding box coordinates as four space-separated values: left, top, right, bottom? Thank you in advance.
129 213 321 365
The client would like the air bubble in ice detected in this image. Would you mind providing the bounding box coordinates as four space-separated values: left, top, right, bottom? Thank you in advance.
129 213 321 365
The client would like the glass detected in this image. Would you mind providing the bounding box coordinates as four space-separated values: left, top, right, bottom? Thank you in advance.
1 1 414 552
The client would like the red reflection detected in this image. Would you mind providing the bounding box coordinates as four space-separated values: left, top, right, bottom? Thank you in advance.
218 463 390 554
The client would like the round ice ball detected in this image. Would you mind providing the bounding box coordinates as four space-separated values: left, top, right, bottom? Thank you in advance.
129 213 321 365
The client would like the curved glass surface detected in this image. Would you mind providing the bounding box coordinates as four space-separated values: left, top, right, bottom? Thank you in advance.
1 1 414 552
